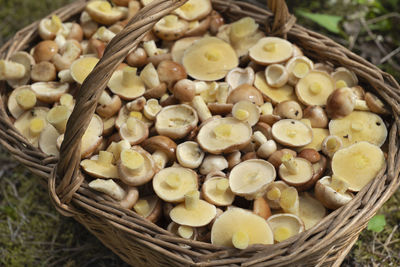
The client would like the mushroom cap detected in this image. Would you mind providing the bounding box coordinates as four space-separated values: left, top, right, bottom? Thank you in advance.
202 177 235 206
173 0 212 21
271 119 313 147
295 71 335 106
153 15 189 41
108 68 145 100
134 195 163 223
86 1 125 25
7 85 36 119
303 105 328 128
249 37 293 65
285 56 314 85
331 141 385 192
199 155 228 175
81 151 119 179
142 135 177 164
184 16 211 37
332 67 358 88
299 128 329 151
229 159 276 198
70 56 99 84
254 72 297 105
176 141 204 169
119 117 149 145
80 115 104 158
170 200 216 228
365 92 390 115
118 146 156 186
273 100 303 120
171 36 201 64
153 167 198 202
299 193 326 230
197 117 252 154
33 40 59 63
7 52 35 88
266 213 304 243
227 84 264 106
265 64 289 88
31 82 69 103
96 94 122 118
315 176 354 210
14 107 49 147
232 100 260 126
225 67 255 90
279 157 314 188
119 185 140 210
39 124 60 156
328 111 387 147
155 104 198 139
211 207 274 248
182 37 238 81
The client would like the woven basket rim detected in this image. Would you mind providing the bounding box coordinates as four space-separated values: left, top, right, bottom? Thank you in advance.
1 0 400 266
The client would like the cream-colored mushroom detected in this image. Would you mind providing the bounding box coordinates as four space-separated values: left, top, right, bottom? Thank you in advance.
299 193 326 230
171 36 201 64
332 67 358 89
279 186 300 215
88 178 126 201
153 15 189 41
31 82 69 104
38 124 60 156
295 71 335 106
249 37 293 65
197 117 252 154
211 207 274 249
225 67 255 90
106 140 131 162
0 60 26 83
133 195 163 223
252 131 277 159
254 72 297 105
266 213 304 243
264 181 290 210
143 99 162 120
108 66 145 100
6 52 35 88
153 166 198 202
70 56 99 84
299 127 329 152
315 176 354 210
14 107 49 147
81 150 119 179
285 56 314 85
86 1 125 25
118 146 155 186
185 16 211 37
176 141 204 169
321 135 343 158
229 159 276 199
155 104 198 139
278 154 314 189
173 0 212 21
96 91 122 118
38 14 63 40
271 119 313 147
79 114 104 158
167 222 198 242
202 177 235 206
265 64 289 88
199 155 228 175
31 61 57 82
119 117 148 145
46 105 71 133
141 135 177 170
232 100 260 126
7 86 37 119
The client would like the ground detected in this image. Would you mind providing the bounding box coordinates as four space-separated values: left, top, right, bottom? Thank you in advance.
0 0 399 266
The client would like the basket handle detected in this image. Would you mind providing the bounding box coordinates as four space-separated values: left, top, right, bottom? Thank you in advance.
50 0 295 216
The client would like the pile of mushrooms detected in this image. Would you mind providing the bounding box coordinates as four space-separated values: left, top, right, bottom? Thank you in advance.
2 0 389 249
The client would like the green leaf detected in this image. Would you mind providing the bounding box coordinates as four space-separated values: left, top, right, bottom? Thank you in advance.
367 214 386 233
295 9 343 34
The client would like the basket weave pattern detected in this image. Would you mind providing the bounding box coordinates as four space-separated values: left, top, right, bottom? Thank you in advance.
1 0 400 266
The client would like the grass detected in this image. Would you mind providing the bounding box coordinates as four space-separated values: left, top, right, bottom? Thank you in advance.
0 0 399 266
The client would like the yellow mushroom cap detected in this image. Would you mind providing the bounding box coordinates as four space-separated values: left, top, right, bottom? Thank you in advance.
295 71 335 106
249 37 293 65
271 119 313 147
70 57 99 84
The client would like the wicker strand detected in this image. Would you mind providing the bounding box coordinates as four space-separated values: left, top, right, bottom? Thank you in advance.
266 0 296 37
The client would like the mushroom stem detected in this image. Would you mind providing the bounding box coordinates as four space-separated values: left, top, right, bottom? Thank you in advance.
16 89 37 110
178 225 194 239
152 150 168 170
46 105 71 133
99 91 112 106
120 149 144 175
354 99 369 111
281 154 298 175
60 93 75 110
330 175 349 194
185 190 200 210
232 231 249 249
29 118 46 136
266 186 281 201
252 131 267 146
122 66 138 87
274 226 292 243
279 187 299 215
0 60 26 80
98 151 113 165
192 96 212 122
134 199 150 216
126 97 146 111
49 15 62 33
58 69 74 83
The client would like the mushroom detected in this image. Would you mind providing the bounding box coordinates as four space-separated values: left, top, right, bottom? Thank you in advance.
96 91 122 118
176 141 204 169
157 60 187 89
254 72 297 105
225 67 255 90
325 87 358 119
208 103 233 116
271 119 313 147
46 105 71 133
33 40 59 63
264 181 290 210
266 213 304 243
314 62 334 73
173 0 212 21
299 193 326 230
249 37 293 65
331 141 385 192
126 97 146 112
102 116 116 136
265 64 289 88
321 135 343 158
184 16 211 37
278 154 314 190
197 117 252 154
140 63 160 91
303 106 328 128
252 196 272 219
106 140 131 162
328 111 387 147
153 167 198 202
86 1 125 25
7 86 37 119
209 10 224 35
133 195 163 223
365 92 390 115
211 207 274 249
298 148 320 164
38 14 63 40
315 176 355 210
202 177 235 206
182 37 238 81
279 186 300 215
254 121 273 139
274 100 303 120
172 79 196 103
170 190 216 227
332 67 358 89
267 149 297 169
70 56 99 84
118 146 156 186
6 52 35 88
227 84 264 106
126 47 148 67
52 40 82 71
31 61 57 82
285 56 314 85
143 98 162 120
167 222 198 243
153 15 189 41
192 95 212 122
199 155 228 175
232 100 260 126
155 104 198 139
81 151 119 179
299 127 329 152
0 60 26 82
252 131 277 159
295 71 335 106
30 82 69 104
229 159 276 199
119 117 148 145
14 107 49 147
171 36 201 64
141 135 177 170
38 124 60 156
108 66 146 100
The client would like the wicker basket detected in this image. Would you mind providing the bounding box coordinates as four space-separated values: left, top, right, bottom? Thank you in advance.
1 0 400 266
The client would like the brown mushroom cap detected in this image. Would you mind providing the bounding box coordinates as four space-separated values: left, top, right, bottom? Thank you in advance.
303 106 328 128
141 135 177 165
365 92 390 115
227 84 264 106
96 93 122 118
33 40 59 63
325 87 356 119
153 15 189 41
274 100 303 120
